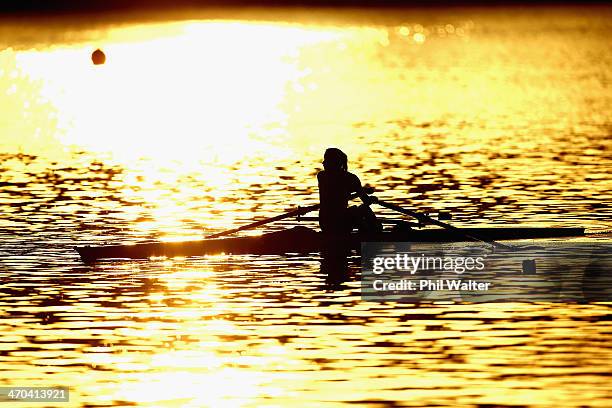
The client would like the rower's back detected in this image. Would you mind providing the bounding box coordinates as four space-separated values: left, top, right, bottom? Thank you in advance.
317 169 361 214
317 148 362 233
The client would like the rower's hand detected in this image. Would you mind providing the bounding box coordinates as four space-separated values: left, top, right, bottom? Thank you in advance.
368 195 379 204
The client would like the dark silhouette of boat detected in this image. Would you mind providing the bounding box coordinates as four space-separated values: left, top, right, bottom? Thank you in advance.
75 225 585 263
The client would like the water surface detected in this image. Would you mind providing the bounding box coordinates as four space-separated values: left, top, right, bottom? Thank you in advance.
1 5 611 407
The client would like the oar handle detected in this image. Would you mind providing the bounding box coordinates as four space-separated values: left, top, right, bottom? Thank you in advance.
376 199 513 250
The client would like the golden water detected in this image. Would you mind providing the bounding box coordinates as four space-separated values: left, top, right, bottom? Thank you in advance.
1 6 611 407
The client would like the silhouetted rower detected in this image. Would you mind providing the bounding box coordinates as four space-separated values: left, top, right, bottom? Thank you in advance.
317 148 381 234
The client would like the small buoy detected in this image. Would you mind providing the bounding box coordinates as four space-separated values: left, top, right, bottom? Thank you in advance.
91 48 106 65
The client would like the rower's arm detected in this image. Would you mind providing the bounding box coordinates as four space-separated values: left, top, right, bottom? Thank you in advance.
354 176 375 205
357 186 370 204
359 188 378 205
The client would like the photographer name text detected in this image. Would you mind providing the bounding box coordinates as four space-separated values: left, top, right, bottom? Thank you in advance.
373 279 491 291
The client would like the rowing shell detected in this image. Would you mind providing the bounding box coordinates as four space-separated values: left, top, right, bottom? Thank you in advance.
75 226 585 263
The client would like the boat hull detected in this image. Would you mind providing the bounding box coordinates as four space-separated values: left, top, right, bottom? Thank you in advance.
75 226 585 263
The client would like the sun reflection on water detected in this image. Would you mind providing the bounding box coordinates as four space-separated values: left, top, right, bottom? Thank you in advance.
9 21 342 167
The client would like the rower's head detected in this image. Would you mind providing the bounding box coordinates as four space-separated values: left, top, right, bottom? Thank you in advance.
323 148 348 172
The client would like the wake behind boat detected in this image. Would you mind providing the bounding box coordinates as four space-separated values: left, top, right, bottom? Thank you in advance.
75 225 585 263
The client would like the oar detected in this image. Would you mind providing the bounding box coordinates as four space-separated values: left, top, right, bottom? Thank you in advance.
375 199 514 250
206 191 363 239
206 204 319 239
